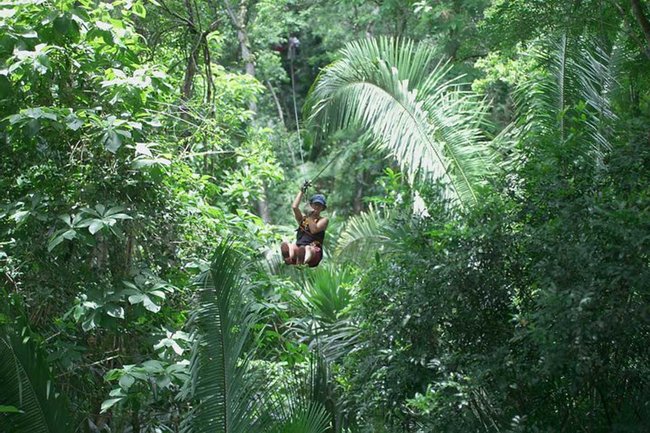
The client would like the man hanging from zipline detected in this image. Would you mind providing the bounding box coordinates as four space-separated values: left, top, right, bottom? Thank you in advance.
281 181 328 267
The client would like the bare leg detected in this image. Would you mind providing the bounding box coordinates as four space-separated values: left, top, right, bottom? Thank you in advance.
290 244 301 263
281 242 301 264
296 246 306 265
304 246 314 265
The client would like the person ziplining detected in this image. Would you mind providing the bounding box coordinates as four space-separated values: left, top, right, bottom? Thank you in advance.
277 33 332 267
280 181 328 267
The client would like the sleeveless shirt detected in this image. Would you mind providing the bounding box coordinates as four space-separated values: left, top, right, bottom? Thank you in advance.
296 216 325 246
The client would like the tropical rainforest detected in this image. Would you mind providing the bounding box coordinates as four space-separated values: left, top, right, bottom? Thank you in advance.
1 0 649 432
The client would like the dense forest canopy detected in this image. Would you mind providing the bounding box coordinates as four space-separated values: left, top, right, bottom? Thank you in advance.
1 0 649 432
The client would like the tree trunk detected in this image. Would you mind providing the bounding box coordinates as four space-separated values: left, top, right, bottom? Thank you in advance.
236 28 257 111
224 1 272 222
630 0 650 57
354 173 365 213
257 184 272 223
266 80 285 127
181 0 199 100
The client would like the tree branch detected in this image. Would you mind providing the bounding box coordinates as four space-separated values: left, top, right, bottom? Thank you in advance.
611 0 649 56
158 0 196 30
266 80 286 127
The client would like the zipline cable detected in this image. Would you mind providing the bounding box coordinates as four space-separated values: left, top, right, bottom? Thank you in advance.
289 39 304 165
286 37 343 190
309 148 345 184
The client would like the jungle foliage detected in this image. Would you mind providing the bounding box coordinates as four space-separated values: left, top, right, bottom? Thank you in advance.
1 0 649 432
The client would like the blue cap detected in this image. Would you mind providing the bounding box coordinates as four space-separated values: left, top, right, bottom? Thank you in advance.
310 194 327 208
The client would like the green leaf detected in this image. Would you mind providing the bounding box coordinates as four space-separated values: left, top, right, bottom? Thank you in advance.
180 242 262 432
0 9 16 19
156 375 171 388
142 295 160 313
88 220 104 235
48 229 76 252
0 332 72 431
53 16 71 34
105 206 131 220
128 294 145 305
81 313 97 331
141 360 164 373
149 290 166 299
0 405 21 413
135 142 153 157
95 21 113 32
170 340 183 355
103 130 122 153
11 210 30 223
100 398 123 414
132 157 171 169
72 305 84 322
118 374 135 390
105 305 124 319
65 114 83 131
132 2 146 18
306 36 496 207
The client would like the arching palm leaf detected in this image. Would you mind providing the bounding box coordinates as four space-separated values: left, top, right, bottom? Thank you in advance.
180 243 336 433
262 354 332 433
180 243 264 433
513 35 620 163
265 399 329 433
302 264 356 323
0 325 72 433
306 37 495 207
333 206 410 264
285 265 362 363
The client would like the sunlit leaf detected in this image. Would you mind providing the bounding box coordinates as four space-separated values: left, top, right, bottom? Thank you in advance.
88 220 104 235
105 305 124 319
100 398 123 414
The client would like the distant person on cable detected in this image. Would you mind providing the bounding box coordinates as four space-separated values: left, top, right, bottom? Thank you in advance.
281 181 328 267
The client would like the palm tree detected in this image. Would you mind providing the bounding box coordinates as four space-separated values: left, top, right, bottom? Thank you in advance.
306 36 496 208
308 35 621 265
179 242 329 433
513 35 619 165
332 205 408 265
0 309 73 433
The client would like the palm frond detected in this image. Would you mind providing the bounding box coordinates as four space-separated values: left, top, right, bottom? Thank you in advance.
513 35 620 163
180 242 265 433
333 206 400 263
262 355 332 433
0 324 72 433
302 264 356 323
306 36 496 207
573 42 620 160
311 320 362 363
265 402 330 433
284 265 362 363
